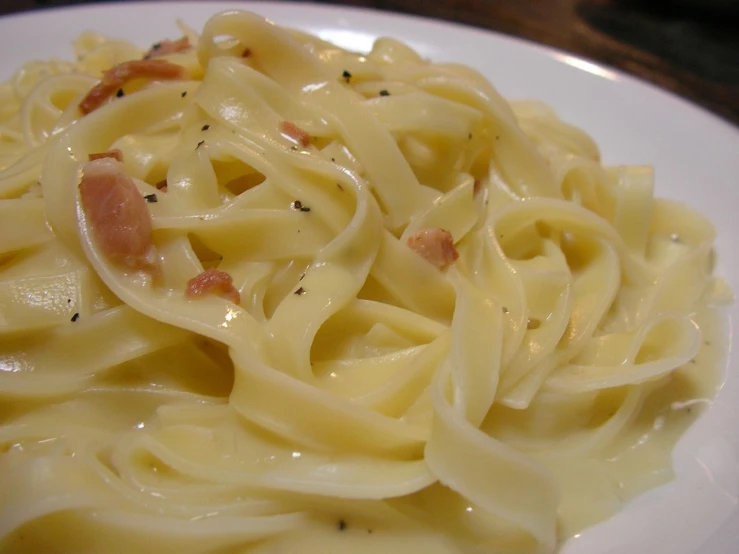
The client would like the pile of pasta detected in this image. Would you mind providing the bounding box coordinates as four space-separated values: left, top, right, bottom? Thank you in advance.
0 10 727 554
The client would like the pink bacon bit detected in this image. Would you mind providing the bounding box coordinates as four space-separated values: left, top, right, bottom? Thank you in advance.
89 149 124 162
185 267 241 304
279 120 311 148
79 158 157 270
144 36 191 59
407 228 459 270
79 59 186 115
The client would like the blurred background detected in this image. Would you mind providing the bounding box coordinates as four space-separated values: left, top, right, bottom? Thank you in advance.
0 0 737 125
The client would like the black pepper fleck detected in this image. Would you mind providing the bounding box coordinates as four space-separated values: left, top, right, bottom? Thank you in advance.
342 70 352 83
295 286 306 296
143 193 158 203
367 529 373 534
299 272 306 281
337 520 347 531
181 91 188 98
71 313 80 322
379 89 390 96
201 124 210 131
337 183 344 191
291 200 311 212
495 135 500 140
468 132 472 140
331 157 336 162
290 146 298 151
196 140 205 149
67 298 72 304
116 88 125 98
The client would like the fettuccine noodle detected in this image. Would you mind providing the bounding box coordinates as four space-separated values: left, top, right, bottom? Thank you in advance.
0 10 730 554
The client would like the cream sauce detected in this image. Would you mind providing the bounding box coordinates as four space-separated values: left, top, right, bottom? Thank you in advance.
0 309 727 554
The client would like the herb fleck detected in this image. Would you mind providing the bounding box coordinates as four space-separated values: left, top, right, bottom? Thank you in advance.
71 313 80 322
181 91 187 98
342 70 352 83
337 519 347 531
295 286 306 296
299 272 306 281
337 183 344 191
687 407 693 414
379 89 390 96
331 157 336 162
290 146 298 151
152 42 161 51
367 529 373 534
196 140 205 149
116 88 125 98
495 135 500 140
143 193 158 203
201 124 210 131
291 200 311 212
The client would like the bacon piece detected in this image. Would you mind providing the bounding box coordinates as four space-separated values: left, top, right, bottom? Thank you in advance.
407 228 459 270
155 179 168 192
279 121 311 148
185 267 240 304
80 158 156 270
79 60 186 114
144 36 191 59
89 149 123 162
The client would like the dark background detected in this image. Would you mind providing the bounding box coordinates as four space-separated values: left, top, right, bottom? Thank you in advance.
1 0 737 126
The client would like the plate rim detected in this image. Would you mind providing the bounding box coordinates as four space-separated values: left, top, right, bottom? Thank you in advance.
0 0 736 137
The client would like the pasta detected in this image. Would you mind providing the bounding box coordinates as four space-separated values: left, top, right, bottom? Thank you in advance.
0 10 731 554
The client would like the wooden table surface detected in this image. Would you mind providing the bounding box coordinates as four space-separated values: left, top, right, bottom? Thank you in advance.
1 0 737 126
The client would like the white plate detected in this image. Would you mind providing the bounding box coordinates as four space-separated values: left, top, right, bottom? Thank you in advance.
0 2 737 553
